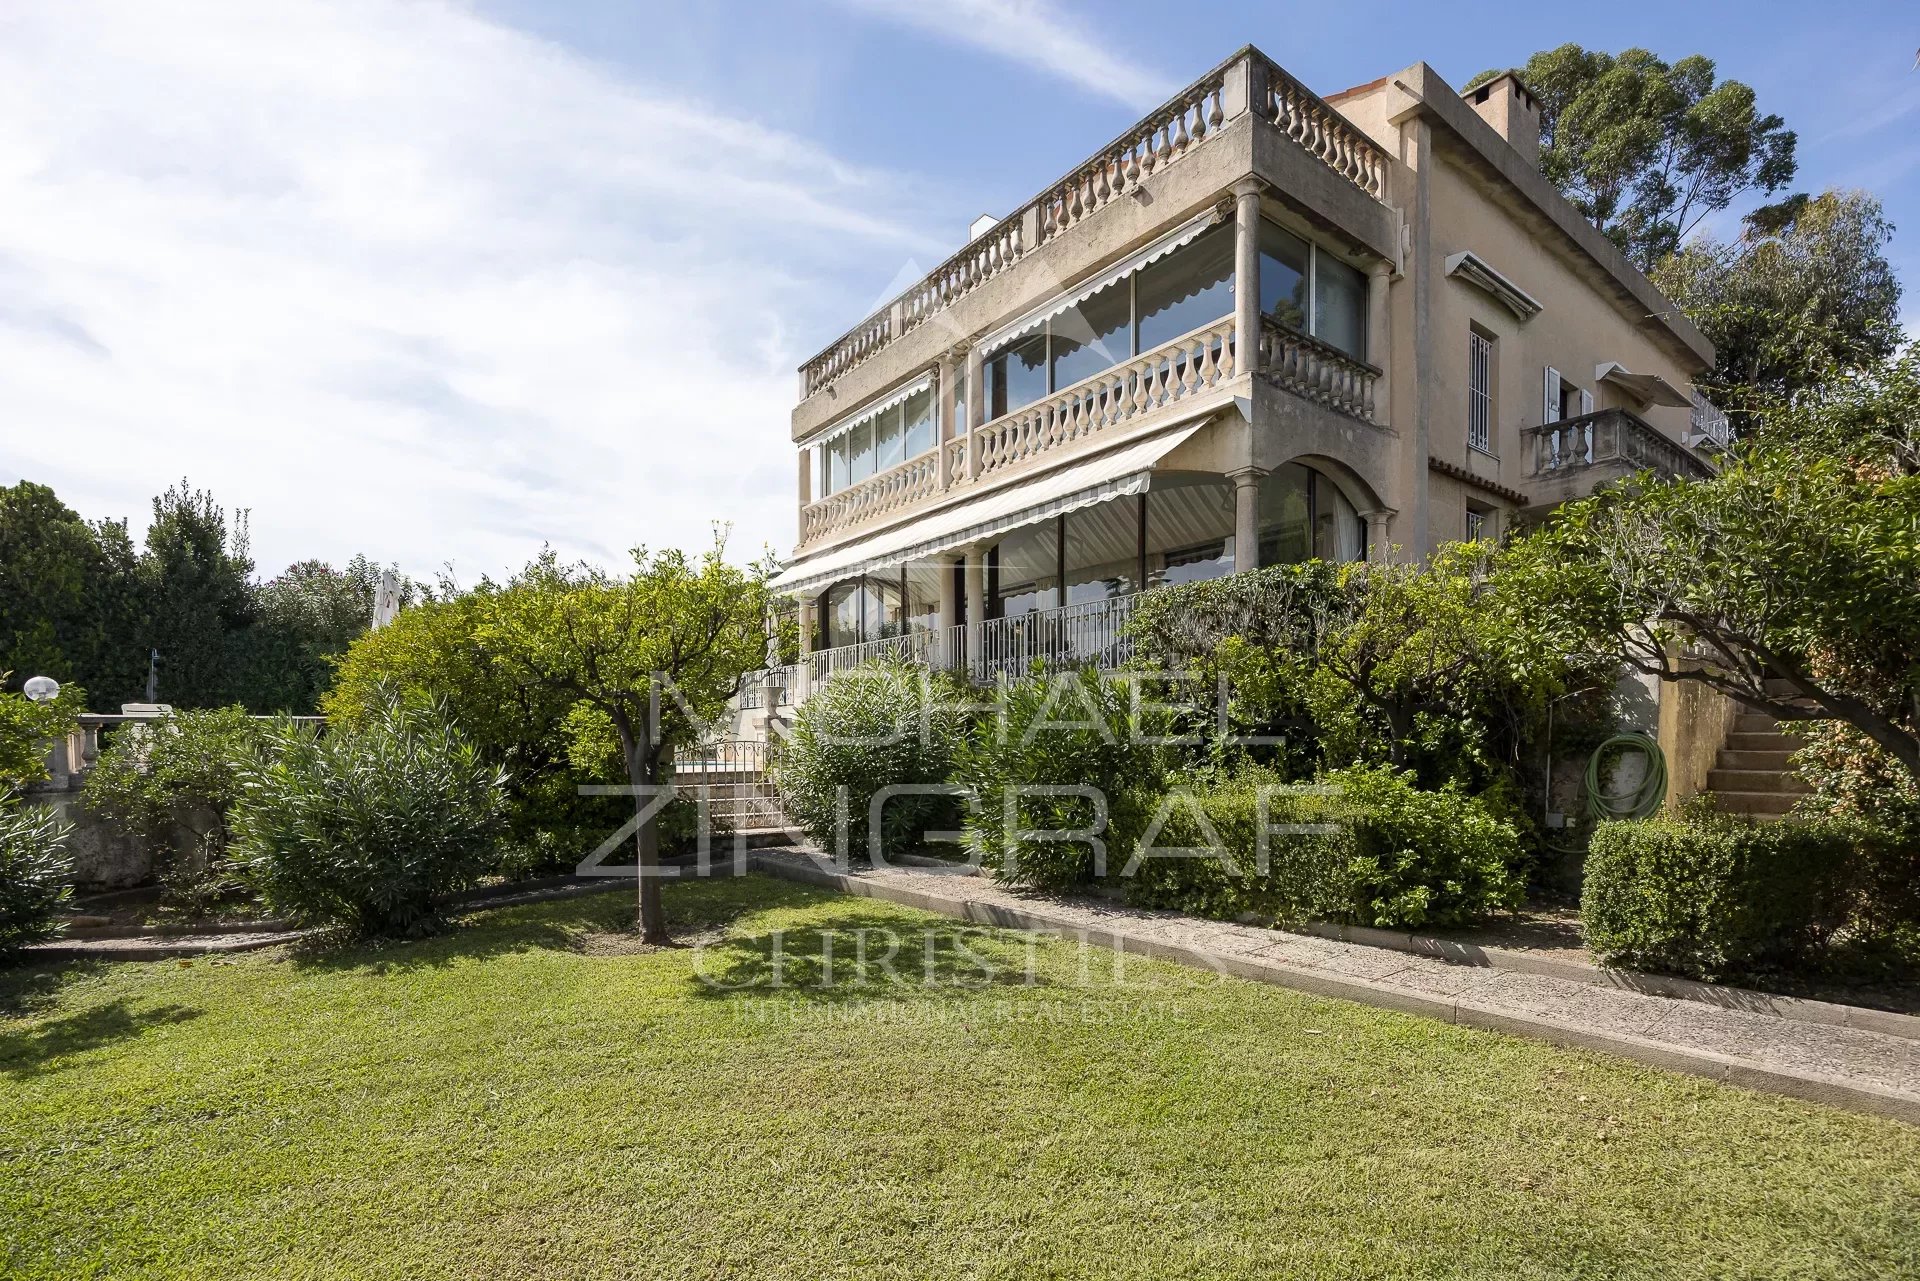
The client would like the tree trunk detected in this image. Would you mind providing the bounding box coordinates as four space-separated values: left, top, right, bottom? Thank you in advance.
614 716 672 945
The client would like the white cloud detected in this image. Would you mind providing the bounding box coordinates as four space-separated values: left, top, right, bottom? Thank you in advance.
0 0 948 583
829 0 1175 110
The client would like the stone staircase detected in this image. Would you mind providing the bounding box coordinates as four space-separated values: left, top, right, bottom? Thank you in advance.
1707 698 1809 821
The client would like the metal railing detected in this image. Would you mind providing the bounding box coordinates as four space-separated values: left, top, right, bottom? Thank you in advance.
803 593 1141 688
1525 409 1715 483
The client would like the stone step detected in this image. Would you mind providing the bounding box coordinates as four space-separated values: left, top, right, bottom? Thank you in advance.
1717 748 1797 771
1725 730 1796 753
1734 712 1783 734
1707 769 1810 795
1763 677 1802 698
1713 790 1800 816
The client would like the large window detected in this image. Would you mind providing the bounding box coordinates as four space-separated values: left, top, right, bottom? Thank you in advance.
1468 328 1493 453
1261 217 1366 361
812 385 937 498
982 225 1237 421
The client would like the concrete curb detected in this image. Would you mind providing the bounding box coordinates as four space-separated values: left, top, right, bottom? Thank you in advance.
849 855 1920 1043
750 854 1920 1128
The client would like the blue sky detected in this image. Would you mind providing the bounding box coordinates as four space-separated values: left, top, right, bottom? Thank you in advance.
5 0 1916 584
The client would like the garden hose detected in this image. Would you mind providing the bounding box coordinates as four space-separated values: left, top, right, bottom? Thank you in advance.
1544 733 1669 855
1584 733 1668 822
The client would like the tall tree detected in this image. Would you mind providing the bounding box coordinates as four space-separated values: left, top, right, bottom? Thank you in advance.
1529 347 1920 779
139 480 256 707
1650 190 1902 426
0 482 141 699
476 538 767 943
1470 46 1797 269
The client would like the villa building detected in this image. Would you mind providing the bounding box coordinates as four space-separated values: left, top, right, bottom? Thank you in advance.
764 46 1720 686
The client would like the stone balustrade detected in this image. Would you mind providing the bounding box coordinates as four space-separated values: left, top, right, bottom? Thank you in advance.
1525 409 1715 483
1261 67 1388 201
1258 319 1378 422
801 450 941 543
1038 76 1228 240
797 48 1390 401
972 317 1235 478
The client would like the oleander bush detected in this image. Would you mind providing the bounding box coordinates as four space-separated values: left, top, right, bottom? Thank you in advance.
231 698 507 937
1583 813 1865 980
953 667 1165 890
775 663 970 862
0 791 73 955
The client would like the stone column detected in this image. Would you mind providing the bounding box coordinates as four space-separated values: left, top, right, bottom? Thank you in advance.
1367 259 1392 426
963 547 987 677
1229 468 1266 573
964 342 985 480
936 552 963 669
1231 178 1264 378
936 352 957 489
796 444 813 545
1364 510 1395 563
796 597 815 657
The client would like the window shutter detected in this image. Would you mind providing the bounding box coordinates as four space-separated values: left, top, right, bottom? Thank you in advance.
1578 387 1593 417
1543 366 1562 423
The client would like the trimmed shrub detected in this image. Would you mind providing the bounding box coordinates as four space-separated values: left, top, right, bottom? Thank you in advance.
0 793 73 955
775 664 970 862
1331 764 1527 929
1125 764 1524 929
1583 815 1862 980
954 668 1163 890
231 699 507 937
1124 767 1351 923
0 681 83 791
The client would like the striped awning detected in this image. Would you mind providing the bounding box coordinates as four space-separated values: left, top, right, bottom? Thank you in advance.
978 210 1222 356
768 422 1207 595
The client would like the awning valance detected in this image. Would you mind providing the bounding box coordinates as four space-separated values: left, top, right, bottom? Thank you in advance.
768 422 1207 595
801 373 934 447
1594 362 1692 409
978 210 1223 357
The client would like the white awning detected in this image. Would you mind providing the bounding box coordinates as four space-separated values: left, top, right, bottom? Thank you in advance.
1594 361 1692 409
978 210 1223 356
1444 250 1542 319
801 373 934 447
769 422 1208 595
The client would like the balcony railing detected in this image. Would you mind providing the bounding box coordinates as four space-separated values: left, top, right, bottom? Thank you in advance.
801 316 1237 546
1258 318 1378 421
797 48 1388 399
1525 409 1715 484
803 593 1142 690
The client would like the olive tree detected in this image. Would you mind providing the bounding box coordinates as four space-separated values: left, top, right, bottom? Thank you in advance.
475 538 767 943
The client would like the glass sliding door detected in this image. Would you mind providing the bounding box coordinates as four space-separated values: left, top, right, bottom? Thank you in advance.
1135 224 1234 352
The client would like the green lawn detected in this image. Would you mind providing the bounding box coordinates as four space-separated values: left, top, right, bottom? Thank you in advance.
3 877 1917 1280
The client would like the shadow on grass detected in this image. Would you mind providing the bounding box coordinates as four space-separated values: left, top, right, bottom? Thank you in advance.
0 998 202 1079
687 902 1057 1005
284 873 828 976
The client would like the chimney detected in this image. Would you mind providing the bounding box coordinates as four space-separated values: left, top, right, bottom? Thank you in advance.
1465 72 1539 165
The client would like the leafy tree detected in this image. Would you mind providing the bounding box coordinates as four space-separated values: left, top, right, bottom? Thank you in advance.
1532 347 1920 779
0 483 141 699
139 480 257 707
475 539 768 943
230 554 410 713
0 679 83 791
0 792 72 956
1651 190 1902 425
1470 45 1797 268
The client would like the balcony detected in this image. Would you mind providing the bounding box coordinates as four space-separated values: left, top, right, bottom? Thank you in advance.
796 47 1390 403
800 313 1377 550
1522 408 1715 506
801 593 1142 689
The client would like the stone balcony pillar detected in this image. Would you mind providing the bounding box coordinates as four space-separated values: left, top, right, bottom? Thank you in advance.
796 597 815 657
1367 259 1392 426
1231 179 1263 378
1364 509 1396 563
936 352 957 489
1228 467 1266 573
796 444 813 545
964 342 985 480
963 547 987 677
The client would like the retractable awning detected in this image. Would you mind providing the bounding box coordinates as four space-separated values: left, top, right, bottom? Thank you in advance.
1594 361 1692 409
978 210 1222 356
768 422 1207 595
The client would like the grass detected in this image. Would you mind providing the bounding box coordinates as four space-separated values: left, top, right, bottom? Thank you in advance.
2 876 1918 1280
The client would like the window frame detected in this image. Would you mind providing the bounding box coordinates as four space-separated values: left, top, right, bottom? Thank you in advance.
1468 326 1494 454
